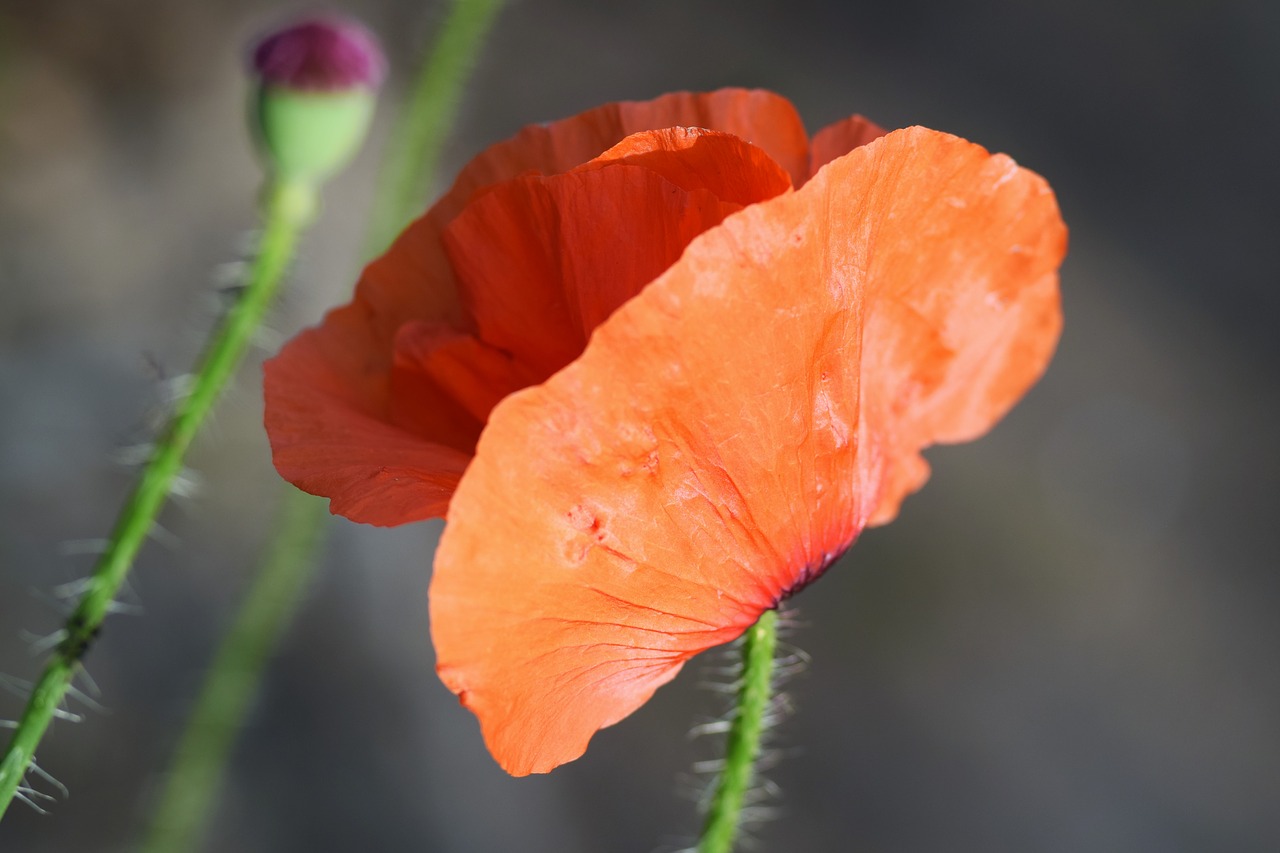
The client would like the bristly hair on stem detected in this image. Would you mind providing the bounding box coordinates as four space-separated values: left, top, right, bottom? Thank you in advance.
140 2 508 849
0 177 318 822
684 605 806 853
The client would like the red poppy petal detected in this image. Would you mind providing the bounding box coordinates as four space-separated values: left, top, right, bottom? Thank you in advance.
357 89 807 356
430 127 1065 775
581 127 793 205
264 316 469 526
442 153 760 380
808 114 888 180
265 92 807 526
392 320 537 428
262 206 478 525
396 130 790 428
440 89 809 211
345 91 799 356
340 91 800 371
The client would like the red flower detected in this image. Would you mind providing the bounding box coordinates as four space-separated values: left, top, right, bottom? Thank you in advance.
264 89 1066 776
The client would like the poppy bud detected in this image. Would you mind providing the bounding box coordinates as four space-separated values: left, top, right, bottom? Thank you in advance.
249 16 386 186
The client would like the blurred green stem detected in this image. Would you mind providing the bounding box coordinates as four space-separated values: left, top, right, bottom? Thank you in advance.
367 0 507 256
140 1 505 849
0 177 317 823
139 490 325 852
697 608 779 853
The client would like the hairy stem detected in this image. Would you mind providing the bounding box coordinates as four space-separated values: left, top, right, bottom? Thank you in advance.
697 608 779 853
139 1 506 847
0 178 317 821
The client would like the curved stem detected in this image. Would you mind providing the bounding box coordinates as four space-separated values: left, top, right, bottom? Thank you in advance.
0 178 316 821
139 1 507 847
366 0 506 256
139 490 325 852
698 608 779 853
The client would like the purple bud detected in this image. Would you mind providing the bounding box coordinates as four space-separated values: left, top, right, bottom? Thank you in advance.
252 16 386 92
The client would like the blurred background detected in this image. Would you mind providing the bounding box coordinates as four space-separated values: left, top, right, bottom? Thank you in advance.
1 0 1277 850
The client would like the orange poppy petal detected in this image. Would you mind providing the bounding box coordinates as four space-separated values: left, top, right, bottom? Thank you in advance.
808 114 888 180
442 131 788 381
430 127 1065 775
856 132 1065 524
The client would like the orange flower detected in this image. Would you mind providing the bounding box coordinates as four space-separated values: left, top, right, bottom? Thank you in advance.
264 89 1066 776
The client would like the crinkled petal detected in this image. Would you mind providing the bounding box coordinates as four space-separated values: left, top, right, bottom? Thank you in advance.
264 308 470 525
582 127 793 205
429 127 1065 775
265 96 805 525
263 221 476 525
856 131 1065 523
442 129 789 380
442 88 809 206
391 321 537 427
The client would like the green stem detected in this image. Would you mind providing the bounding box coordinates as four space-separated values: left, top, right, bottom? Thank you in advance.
139 490 326 852
139 1 506 848
698 608 779 853
0 178 317 821
366 0 506 256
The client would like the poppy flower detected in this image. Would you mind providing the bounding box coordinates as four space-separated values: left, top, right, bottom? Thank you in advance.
264 88 1065 776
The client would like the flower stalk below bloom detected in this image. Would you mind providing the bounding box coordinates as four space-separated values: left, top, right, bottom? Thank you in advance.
698 607 779 853
140 0 507 845
0 177 317 821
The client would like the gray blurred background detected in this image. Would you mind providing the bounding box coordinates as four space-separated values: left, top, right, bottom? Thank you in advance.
1 0 1277 851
